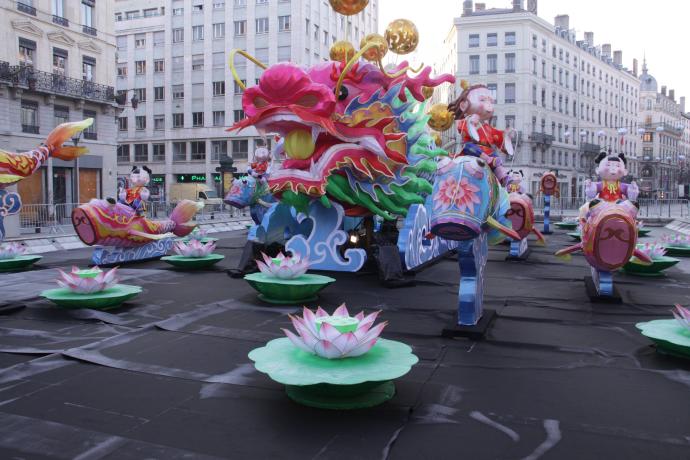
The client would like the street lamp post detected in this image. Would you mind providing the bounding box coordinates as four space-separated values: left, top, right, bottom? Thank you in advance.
71 131 82 207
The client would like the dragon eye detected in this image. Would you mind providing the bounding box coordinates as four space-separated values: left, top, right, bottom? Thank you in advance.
296 94 318 107
334 85 349 101
476 159 486 168
254 97 269 108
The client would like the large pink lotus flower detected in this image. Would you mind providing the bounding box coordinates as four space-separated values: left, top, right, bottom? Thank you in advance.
256 251 308 279
662 234 690 248
0 242 27 260
433 176 480 213
174 239 216 257
672 304 690 331
56 266 119 294
283 304 387 359
636 242 667 260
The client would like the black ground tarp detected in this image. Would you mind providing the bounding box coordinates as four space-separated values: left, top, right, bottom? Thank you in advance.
0 228 688 459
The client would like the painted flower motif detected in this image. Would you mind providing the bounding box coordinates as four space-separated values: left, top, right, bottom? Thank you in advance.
56 266 119 294
672 304 690 331
662 234 690 248
256 251 309 279
636 242 667 260
174 239 216 258
433 176 480 212
283 304 387 359
0 242 27 260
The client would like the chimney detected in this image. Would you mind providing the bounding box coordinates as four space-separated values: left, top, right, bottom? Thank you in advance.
584 31 594 45
512 0 523 10
613 50 622 66
681 96 686 113
670 89 675 101
554 14 569 29
475 3 486 11
601 44 611 57
462 0 473 16
633 58 638 76
661 86 667 96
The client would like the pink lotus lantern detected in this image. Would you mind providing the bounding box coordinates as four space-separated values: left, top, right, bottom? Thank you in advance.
188 227 208 241
0 242 27 260
662 234 690 248
256 251 309 279
283 304 387 359
55 266 119 294
672 304 690 331
173 239 216 258
636 242 667 261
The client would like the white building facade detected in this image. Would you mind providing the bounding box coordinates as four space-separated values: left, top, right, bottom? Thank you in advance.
114 0 378 201
437 0 640 199
0 0 117 236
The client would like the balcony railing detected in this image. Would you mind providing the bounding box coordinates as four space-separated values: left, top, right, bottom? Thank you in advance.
581 142 600 154
52 15 69 27
83 132 97 140
82 25 97 36
0 61 115 104
17 1 36 15
21 124 39 134
530 132 555 146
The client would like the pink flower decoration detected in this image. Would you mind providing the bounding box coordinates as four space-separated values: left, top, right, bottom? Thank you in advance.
636 242 667 260
672 304 690 331
433 176 480 213
662 234 690 248
256 251 309 279
188 228 209 241
174 239 216 257
56 266 119 294
0 243 27 260
282 304 388 359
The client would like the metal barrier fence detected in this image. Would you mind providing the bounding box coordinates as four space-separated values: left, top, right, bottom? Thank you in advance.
532 196 689 219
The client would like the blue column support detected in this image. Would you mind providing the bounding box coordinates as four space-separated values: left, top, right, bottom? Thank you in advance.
509 237 529 258
456 233 488 326
591 266 614 297
543 194 552 234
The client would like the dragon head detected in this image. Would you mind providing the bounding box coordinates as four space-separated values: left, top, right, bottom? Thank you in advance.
230 59 454 219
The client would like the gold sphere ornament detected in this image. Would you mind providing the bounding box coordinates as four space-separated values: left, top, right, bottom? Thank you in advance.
330 41 356 62
359 34 388 62
329 0 369 16
422 86 434 100
431 131 443 147
384 19 419 55
427 104 455 132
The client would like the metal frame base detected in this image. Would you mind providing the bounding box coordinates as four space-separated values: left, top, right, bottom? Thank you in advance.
584 276 622 303
442 309 497 340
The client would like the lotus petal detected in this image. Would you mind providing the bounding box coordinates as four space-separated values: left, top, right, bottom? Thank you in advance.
357 321 388 344
282 328 313 353
333 303 350 317
318 321 341 342
315 307 329 318
256 260 272 276
343 338 378 358
314 340 342 359
331 332 358 355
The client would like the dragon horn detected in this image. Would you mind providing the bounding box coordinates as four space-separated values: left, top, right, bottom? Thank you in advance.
47 118 93 160
228 49 267 92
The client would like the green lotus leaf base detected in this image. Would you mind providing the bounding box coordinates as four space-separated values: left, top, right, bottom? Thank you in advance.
636 319 690 360
161 254 225 269
637 229 651 237
0 255 42 272
40 284 142 310
249 338 418 409
555 222 578 230
621 256 680 277
567 232 581 241
244 273 335 304
664 245 690 257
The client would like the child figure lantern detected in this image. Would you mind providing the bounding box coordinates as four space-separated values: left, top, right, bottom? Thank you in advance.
540 171 560 234
118 165 151 216
585 150 639 204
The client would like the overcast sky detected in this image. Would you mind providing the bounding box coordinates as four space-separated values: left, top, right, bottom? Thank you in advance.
379 0 690 104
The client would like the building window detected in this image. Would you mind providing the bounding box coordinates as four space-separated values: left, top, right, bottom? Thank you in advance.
118 117 128 131
193 25 204 41
532 34 537 48
192 54 204 70
21 100 38 133
278 46 291 61
135 34 145 48
135 116 146 130
154 86 164 101
469 34 479 48
82 56 95 81
505 32 516 46
53 48 67 76
153 31 164 47
213 111 225 126
505 115 515 129
643 132 653 142
172 85 184 99
279 15 291 31
172 28 184 43
233 109 245 122
193 4 203 12
213 81 225 96
211 140 227 161
232 139 249 159
234 80 246 94
172 7 183 15
134 144 148 162
82 1 94 29
152 143 165 161
487 33 497 47
172 56 184 72
213 23 225 39
143 8 158 17
213 1 225 9
235 0 247 5
504 83 516 103
190 141 206 160
172 113 184 128
116 36 127 51
234 20 246 36
487 83 497 100
469 55 479 74
256 17 269 34
135 60 146 75
134 88 146 102
487 54 497 74
18 38 36 66
117 63 127 77
154 115 164 130
192 112 204 127
117 145 130 163
505 53 515 73
154 59 164 73
173 142 186 161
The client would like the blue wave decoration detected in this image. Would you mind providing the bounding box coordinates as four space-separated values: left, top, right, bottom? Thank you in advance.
0 190 22 241
249 203 313 245
92 237 174 265
286 201 366 272
397 198 459 271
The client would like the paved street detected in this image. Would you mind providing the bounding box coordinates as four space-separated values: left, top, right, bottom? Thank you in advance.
0 226 688 459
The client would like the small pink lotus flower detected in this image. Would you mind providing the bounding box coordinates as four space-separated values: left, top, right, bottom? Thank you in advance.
174 239 216 258
188 228 208 241
0 242 27 260
636 242 667 260
562 217 578 224
56 266 119 294
256 251 308 279
662 234 690 248
672 304 690 331
283 304 387 359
